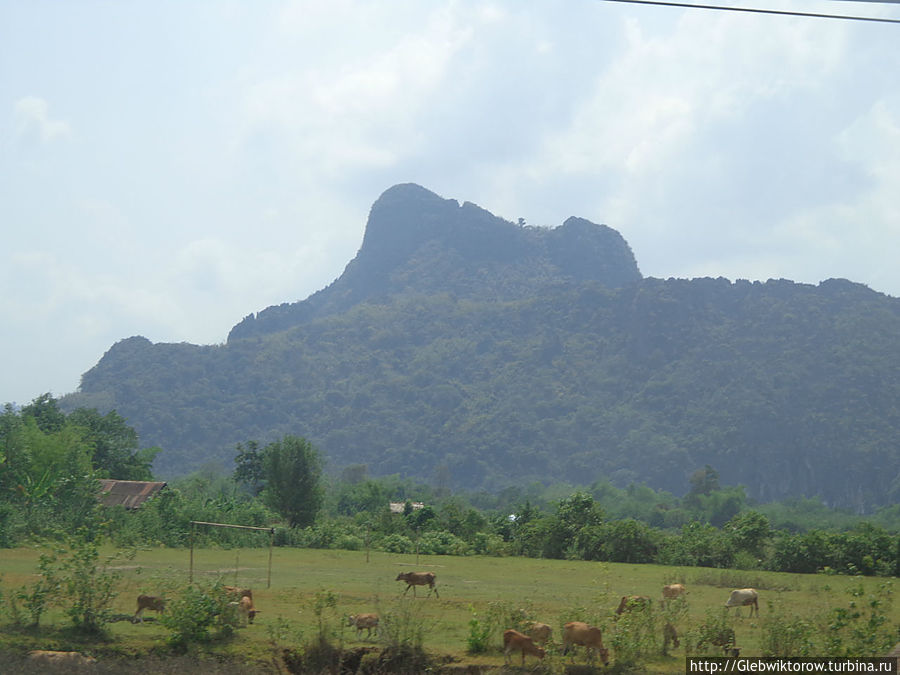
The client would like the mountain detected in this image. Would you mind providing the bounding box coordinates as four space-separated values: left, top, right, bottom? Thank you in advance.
61 184 900 512
227 183 641 340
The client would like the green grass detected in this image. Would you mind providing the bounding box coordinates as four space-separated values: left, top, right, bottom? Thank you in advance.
1 545 897 673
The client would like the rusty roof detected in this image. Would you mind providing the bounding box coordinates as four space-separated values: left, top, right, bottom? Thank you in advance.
98 479 167 509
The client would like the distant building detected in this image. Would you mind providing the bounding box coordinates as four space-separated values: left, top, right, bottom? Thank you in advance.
98 479 167 509
389 501 424 514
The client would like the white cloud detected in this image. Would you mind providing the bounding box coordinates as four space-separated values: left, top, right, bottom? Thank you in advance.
13 96 71 144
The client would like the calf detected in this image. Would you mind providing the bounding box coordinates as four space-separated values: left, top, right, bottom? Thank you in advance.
348 612 379 638
395 571 439 597
525 621 552 646
503 629 546 666
134 594 165 623
562 621 610 665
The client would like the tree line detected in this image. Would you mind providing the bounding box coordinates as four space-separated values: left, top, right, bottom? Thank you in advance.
2 395 898 577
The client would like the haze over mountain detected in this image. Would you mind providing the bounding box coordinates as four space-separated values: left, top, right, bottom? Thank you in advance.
62 184 900 512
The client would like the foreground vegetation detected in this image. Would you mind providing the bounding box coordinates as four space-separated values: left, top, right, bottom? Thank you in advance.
1 544 897 673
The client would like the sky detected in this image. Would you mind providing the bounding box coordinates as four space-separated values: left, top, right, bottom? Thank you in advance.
2 1 899 406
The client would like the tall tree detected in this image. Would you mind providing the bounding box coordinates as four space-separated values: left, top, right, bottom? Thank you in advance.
233 440 264 496
261 435 323 528
67 408 157 480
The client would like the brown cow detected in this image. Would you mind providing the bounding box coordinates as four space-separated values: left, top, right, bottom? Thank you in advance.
28 650 97 666
616 594 651 615
525 621 552 645
223 585 253 603
503 629 546 666
134 594 165 623
348 612 380 638
395 571 439 597
562 621 610 665
227 594 260 625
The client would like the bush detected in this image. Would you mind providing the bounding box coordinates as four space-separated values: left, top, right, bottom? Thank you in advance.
58 531 128 634
465 605 491 654
418 530 468 556
159 584 230 650
761 597 816 656
378 534 414 554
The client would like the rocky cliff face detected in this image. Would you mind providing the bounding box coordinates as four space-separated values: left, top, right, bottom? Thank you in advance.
228 184 641 341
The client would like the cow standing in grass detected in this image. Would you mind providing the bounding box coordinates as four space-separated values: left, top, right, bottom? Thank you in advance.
562 621 610 665
134 594 165 623
395 571 439 597
725 588 759 617
525 621 552 646
503 629 545 666
348 613 380 639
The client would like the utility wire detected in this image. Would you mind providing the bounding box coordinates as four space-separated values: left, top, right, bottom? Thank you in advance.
602 0 900 23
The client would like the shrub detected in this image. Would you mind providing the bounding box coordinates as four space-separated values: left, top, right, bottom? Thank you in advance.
822 582 895 657
159 584 229 650
378 534 414 554
418 530 468 556
465 605 491 654
761 597 816 656
58 530 128 634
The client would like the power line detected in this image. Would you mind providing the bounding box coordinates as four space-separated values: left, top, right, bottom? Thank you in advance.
602 0 900 23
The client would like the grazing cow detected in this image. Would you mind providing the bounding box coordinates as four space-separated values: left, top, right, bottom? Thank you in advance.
616 594 651 615
348 612 380 638
223 585 253 603
663 622 680 650
562 621 610 665
503 629 545 666
134 594 165 623
28 650 97 666
228 594 260 625
525 621 552 646
662 583 686 602
725 588 759 617
395 571 439 597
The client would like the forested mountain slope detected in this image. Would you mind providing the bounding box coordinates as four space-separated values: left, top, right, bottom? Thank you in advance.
62 184 900 512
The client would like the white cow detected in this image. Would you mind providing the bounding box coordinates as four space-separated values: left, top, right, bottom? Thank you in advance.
725 588 759 617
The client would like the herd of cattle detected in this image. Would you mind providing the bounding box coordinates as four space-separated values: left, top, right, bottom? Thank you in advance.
498 583 758 666
28 575 760 667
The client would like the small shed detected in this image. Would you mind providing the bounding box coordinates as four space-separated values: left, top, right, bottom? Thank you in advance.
389 501 424 514
98 479 167 509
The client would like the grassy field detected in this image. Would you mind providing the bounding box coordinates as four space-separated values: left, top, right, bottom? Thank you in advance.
1 545 897 672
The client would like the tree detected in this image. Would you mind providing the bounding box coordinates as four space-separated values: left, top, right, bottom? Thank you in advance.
67 408 157 480
21 393 66 433
725 510 772 558
261 435 323 528
233 440 264 496
689 465 720 497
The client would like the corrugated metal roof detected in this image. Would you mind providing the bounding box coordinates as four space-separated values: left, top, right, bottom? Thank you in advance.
389 501 424 514
98 479 167 509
